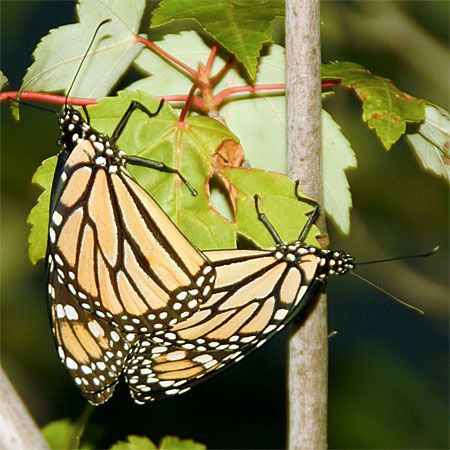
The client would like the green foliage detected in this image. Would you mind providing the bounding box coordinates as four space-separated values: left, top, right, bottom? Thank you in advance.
406 104 450 180
20 0 145 98
110 435 157 450
151 0 284 79
159 436 206 450
110 435 206 450
27 156 56 264
322 110 357 234
222 168 320 248
43 423 205 450
42 419 93 450
322 61 426 149
87 91 238 250
0 70 8 90
128 33 356 234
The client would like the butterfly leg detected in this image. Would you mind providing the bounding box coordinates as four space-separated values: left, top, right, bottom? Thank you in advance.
294 180 321 244
111 100 165 142
253 195 283 245
82 105 90 124
125 155 197 196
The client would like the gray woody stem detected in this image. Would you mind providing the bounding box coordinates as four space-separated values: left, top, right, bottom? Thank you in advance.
0 366 49 450
286 1 328 449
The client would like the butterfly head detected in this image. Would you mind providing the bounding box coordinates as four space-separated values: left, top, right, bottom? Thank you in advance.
57 106 127 171
57 106 89 152
315 248 354 279
274 242 354 279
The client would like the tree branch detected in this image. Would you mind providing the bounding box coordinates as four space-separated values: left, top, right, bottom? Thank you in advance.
0 366 49 450
286 1 328 449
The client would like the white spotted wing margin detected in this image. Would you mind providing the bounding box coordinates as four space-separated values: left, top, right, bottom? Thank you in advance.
48 270 138 405
123 248 328 403
46 107 216 335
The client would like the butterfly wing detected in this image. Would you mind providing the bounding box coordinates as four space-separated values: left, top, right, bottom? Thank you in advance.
48 262 138 405
125 249 322 403
47 138 215 335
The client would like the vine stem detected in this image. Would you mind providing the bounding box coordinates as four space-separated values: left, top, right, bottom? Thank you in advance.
286 1 328 449
213 84 285 106
0 366 49 449
205 44 218 75
210 55 235 85
0 91 96 106
179 82 199 122
135 36 197 78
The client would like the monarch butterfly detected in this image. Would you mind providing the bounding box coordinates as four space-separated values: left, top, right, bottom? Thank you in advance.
48 101 221 403
123 188 354 403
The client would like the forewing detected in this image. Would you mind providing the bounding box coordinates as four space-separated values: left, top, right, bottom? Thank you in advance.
47 140 216 335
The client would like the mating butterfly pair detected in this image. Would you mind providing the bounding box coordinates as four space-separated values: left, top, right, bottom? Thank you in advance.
46 99 353 404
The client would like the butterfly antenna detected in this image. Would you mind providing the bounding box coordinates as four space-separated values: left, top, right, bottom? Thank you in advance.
10 98 55 114
354 246 439 266
65 18 111 107
349 270 425 315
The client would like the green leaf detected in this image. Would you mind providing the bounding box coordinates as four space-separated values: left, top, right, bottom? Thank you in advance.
322 110 357 234
20 0 145 98
0 70 8 90
110 435 157 450
89 91 237 250
110 435 205 450
129 34 287 171
406 104 450 181
151 0 284 79
127 35 355 233
27 156 56 264
222 168 320 248
159 436 206 450
42 419 93 450
322 61 426 149
27 91 237 263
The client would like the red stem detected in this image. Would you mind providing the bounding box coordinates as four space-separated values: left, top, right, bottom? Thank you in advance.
0 90 206 109
213 84 286 105
0 91 96 105
1 81 336 111
210 55 235 86
322 80 340 88
179 83 199 123
135 36 197 78
205 44 218 76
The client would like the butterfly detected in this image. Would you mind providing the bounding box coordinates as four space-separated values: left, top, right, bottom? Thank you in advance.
123 189 354 403
47 101 218 404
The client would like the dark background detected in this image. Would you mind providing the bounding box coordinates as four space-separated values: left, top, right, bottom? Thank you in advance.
1 1 448 449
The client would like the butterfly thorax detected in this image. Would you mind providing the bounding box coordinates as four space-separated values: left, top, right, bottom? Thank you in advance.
58 106 127 173
273 241 354 279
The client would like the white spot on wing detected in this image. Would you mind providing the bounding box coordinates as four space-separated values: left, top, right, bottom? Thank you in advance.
65 357 78 369
52 211 63 226
88 321 104 338
274 309 289 321
64 305 78 320
55 304 65 319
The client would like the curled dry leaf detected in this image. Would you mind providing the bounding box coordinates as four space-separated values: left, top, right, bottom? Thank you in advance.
207 139 245 216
